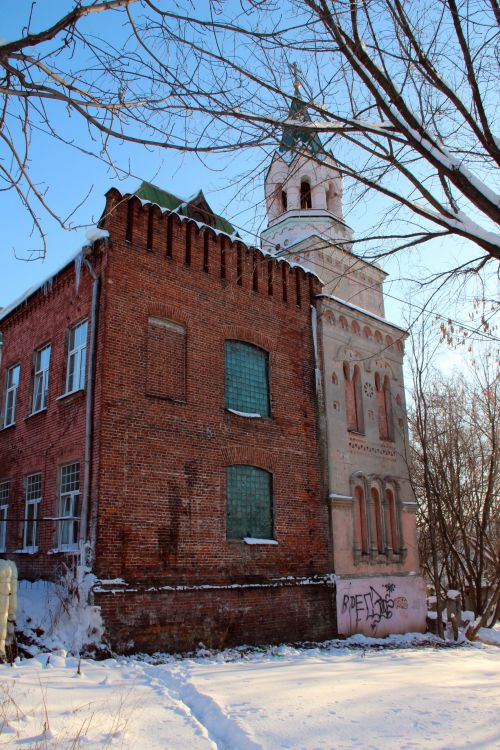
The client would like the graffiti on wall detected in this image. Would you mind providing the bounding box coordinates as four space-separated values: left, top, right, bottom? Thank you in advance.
341 582 408 630
336 576 426 636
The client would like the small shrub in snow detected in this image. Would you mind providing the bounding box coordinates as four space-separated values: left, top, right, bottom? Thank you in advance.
16 565 105 656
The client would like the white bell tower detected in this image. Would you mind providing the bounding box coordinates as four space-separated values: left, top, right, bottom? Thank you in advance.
261 85 385 317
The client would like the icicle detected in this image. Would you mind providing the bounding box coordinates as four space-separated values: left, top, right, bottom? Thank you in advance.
41 277 53 297
74 249 84 294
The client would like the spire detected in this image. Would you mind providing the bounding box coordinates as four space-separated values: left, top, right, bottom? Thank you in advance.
291 62 301 96
279 86 323 159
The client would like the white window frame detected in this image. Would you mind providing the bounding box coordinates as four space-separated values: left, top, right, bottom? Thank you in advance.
23 473 41 552
32 344 51 414
57 463 80 551
0 481 8 552
3 364 20 428
66 320 88 394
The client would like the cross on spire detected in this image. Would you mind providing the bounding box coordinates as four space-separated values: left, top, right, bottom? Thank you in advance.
290 62 301 95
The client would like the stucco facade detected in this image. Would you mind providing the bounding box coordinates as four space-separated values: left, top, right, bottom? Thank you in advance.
261 95 425 637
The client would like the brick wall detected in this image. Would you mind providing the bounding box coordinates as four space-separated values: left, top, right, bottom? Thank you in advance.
95 580 337 653
95 190 331 596
0 188 336 650
0 247 105 580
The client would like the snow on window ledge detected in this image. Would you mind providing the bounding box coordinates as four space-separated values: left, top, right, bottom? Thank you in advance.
48 547 79 555
98 577 127 585
243 537 278 545
15 548 39 554
227 408 263 418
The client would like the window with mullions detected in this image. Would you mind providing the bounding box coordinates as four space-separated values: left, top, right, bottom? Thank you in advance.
226 465 273 540
0 481 8 552
24 473 41 552
58 463 80 550
224 341 270 416
66 320 88 394
32 344 51 413
3 364 20 427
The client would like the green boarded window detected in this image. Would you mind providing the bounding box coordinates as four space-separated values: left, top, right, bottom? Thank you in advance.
225 341 270 416
226 465 273 540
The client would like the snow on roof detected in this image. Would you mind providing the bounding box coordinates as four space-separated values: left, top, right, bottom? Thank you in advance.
136 196 243 244
317 293 406 333
135 195 321 280
135 181 237 236
0 229 108 324
1 202 319 328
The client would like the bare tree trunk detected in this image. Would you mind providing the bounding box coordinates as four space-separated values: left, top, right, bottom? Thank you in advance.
408 324 499 641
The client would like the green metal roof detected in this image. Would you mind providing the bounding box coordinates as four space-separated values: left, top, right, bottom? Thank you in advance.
279 96 324 158
135 182 182 212
135 181 238 236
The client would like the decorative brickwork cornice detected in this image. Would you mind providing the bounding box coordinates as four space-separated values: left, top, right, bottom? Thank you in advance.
101 188 322 312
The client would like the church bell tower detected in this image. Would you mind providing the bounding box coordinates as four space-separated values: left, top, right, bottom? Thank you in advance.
261 85 385 317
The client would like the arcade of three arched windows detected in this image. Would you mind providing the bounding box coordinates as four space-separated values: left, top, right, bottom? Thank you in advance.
351 475 404 562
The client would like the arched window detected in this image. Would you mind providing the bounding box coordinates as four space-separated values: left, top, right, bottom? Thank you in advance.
226 465 273 540
281 190 288 212
300 179 312 209
371 486 384 553
343 362 364 433
343 362 355 432
375 372 393 440
225 340 270 417
385 487 399 553
383 375 393 440
353 366 364 433
355 485 368 554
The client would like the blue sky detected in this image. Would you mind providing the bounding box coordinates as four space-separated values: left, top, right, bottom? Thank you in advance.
1 1 496 356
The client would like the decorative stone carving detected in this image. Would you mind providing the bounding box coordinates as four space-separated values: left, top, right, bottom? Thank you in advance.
364 382 374 398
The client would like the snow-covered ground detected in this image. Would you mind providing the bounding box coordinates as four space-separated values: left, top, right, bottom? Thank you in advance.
1 639 499 749
3 578 499 748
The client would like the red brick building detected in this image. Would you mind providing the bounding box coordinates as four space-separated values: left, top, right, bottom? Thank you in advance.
0 184 336 652
0 94 427 648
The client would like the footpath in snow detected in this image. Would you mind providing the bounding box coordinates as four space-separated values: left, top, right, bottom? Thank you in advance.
1 638 499 749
